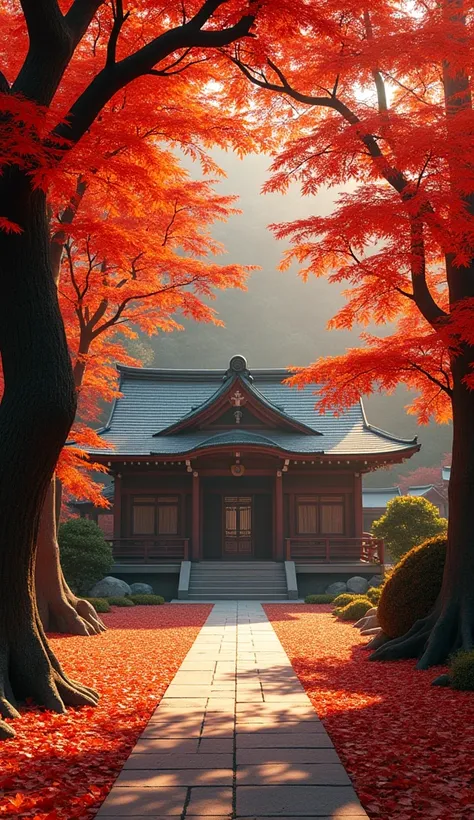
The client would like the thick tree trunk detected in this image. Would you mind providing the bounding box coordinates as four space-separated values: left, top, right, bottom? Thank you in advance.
371 355 474 672
35 481 106 636
0 172 98 739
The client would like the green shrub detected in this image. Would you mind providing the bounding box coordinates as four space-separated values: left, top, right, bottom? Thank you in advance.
58 518 113 595
367 586 382 605
304 594 335 604
372 495 447 562
107 596 135 607
130 594 165 605
333 593 358 608
336 598 372 621
83 597 111 613
377 534 446 638
450 651 474 691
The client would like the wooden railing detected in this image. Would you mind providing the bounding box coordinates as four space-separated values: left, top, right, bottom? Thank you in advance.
285 536 384 565
108 537 189 563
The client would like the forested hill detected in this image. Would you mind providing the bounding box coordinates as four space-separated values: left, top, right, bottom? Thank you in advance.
147 151 452 487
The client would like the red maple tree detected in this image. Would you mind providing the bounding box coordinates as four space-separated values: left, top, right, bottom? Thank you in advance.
0 0 273 740
228 0 474 669
38 138 252 637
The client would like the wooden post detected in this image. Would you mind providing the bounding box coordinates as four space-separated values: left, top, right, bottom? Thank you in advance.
113 472 122 541
192 471 200 561
275 470 284 561
353 472 363 537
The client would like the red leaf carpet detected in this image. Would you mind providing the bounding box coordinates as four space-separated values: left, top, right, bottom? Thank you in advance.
265 605 474 820
0 605 211 819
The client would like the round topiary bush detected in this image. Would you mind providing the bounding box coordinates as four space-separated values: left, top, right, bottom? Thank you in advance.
58 518 114 595
336 597 372 621
304 594 335 604
372 495 447 562
107 596 135 607
367 586 382 605
377 534 447 638
450 651 474 691
333 593 358 608
130 594 165 605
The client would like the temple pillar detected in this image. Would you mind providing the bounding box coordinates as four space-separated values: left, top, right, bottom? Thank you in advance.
275 470 284 561
192 471 201 561
113 472 122 539
354 472 363 537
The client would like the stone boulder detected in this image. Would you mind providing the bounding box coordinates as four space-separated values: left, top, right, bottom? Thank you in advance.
326 581 347 596
130 582 154 595
347 576 369 595
368 575 384 588
88 576 132 598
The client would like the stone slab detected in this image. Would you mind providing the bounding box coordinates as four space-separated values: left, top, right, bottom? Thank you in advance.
236 748 341 765
236 763 351 786
236 786 367 816
114 769 232 787
186 786 233 816
124 753 233 770
237 733 334 749
95 788 187 816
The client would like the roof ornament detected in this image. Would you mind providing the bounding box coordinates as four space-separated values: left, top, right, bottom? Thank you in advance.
224 354 253 381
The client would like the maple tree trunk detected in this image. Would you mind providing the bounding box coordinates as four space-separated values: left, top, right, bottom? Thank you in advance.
36 176 104 637
35 480 106 636
371 354 474 672
0 173 98 739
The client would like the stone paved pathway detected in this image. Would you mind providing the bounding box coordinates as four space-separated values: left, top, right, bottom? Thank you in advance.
96 603 368 819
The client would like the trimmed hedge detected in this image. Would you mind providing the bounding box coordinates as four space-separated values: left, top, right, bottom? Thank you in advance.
58 518 113 595
83 597 110 613
107 596 135 607
367 586 382 605
304 594 335 604
333 593 358 608
450 651 474 691
335 597 372 621
130 594 165 605
377 534 447 638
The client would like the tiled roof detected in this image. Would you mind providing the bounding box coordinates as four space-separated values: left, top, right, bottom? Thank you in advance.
89 359 419 459
362 487 401 509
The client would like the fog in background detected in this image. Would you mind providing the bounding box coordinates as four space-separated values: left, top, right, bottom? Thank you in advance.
146 151 452 486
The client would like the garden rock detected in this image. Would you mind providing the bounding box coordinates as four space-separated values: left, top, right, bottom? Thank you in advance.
325 581 347 595
88 576 132 598
368 575 384 587
130 583 154 595
347 576 369 594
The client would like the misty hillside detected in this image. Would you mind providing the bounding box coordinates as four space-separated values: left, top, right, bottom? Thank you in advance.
145 151 452 487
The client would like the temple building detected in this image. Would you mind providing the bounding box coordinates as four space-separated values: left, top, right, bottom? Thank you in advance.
83 355 419 599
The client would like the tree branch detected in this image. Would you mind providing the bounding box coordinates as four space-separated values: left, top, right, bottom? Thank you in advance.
52 2 256 148
106 0 130 66
406 360 453 395
230 53 446 327
65 0 105 47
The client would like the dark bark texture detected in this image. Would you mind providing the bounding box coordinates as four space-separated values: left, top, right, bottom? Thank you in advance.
371 354 474 671
0 171 98 738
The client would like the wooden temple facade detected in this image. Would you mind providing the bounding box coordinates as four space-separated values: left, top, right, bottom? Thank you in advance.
85 356 419 569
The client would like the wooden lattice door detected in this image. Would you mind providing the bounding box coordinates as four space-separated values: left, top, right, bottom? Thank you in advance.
223 496 253 557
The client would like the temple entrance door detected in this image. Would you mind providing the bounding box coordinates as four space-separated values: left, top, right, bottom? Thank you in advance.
223 496 253 557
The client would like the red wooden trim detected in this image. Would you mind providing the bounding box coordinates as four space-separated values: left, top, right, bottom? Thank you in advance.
113 473 122 539
192 473 200 561
275 473 284 561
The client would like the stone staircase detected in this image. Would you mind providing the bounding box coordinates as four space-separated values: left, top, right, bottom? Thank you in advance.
187 561 289 600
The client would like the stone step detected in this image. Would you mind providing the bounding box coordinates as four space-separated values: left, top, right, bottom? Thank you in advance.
187 593 288 600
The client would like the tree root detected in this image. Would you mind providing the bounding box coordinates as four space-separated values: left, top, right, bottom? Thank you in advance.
369 599 474 679
363 631 390 651
0 614 98 740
